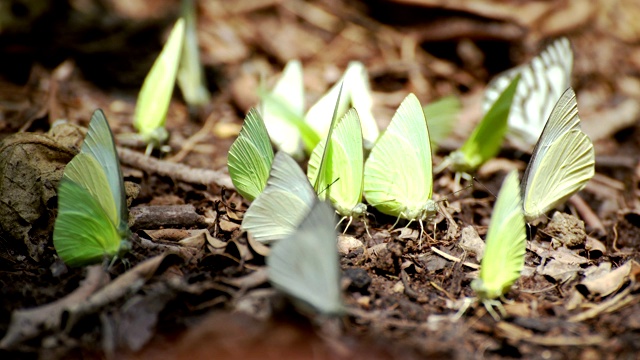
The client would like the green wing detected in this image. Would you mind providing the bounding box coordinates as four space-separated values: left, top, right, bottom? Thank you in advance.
241 152 317 244
423 95 461 151
63 153 119 228
78 110 128 233
471 171 526 300
522 87 594 222
177 0 210 106
449 75 521 173
307 108 364 216
228 108 274 201
134 18 185 144
53 179 121 267
363 94 435 221
260 60 309 159
267 200 344 315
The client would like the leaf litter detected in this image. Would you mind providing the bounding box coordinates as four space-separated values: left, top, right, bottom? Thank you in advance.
1 0 640 358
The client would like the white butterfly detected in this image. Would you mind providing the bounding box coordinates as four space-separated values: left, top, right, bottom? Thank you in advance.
483 38 573 152
241 151 316 244
267 200 344 315
521 87 595 223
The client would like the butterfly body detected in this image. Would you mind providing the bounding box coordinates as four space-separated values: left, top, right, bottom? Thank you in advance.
307 108 367 232
267 200 344 315
471 171 526 302
241 152 316 244
364 94 437 230
521 87 594 223
54 110 130 267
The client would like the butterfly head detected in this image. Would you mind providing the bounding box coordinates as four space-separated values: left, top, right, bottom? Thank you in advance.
351 203 368 218
419 200 438 222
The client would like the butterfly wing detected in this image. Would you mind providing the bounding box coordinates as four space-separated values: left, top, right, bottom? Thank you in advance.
228 109 274 201
260 60 306 159
423 96 461 151
134 19 185 144
267 200 343 315
241 152 317 244
177 0 210 106
78 110 128 233
483 38 573 152
363 94 433 220
471 171 526 300
54 178 121 267
454 75 521 172
308 109 364 216
521 88 594 222
343 62 379 148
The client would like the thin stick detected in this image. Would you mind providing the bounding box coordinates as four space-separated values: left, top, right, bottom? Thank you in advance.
117 146 233 189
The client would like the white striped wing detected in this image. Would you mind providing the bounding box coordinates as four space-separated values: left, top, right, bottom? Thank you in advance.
483 38 573 152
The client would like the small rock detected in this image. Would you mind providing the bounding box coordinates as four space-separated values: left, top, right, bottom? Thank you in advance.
343 267 371 293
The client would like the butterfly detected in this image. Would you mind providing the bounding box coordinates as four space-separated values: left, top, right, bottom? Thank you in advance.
307 108 367 234
259 60 310 160
53 110 130 267
134 18 185 151
241 151 317 244
261 61 378 158
521 87 595 223
438 75 521 176
267 200 344 315
483 38 573 152
306 61 379 150
177 0 210 107
227 108 274 201
422 95 461 151
471 170 527 320
363 93 437 240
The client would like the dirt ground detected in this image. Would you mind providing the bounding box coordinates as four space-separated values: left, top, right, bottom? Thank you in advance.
1 0 640 359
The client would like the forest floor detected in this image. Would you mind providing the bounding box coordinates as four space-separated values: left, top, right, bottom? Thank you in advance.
1 0 640 359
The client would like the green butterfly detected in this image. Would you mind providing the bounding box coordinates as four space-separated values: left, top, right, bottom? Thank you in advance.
53 110 130 267
438 75 521 175
241 151 316 244
227 108 274 201
363 94 437 238
134 18 185 150
423 95 461 151
177 0 210 107
521 87 594 223
267 200 344 315
471 170 526 319
307 108 367 233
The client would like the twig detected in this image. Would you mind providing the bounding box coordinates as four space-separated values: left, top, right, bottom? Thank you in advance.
129 204 207 230
430 246 480 269
569 194 605 234
117 146 233 189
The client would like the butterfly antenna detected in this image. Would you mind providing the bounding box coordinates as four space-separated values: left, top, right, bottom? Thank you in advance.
471 176 498 199
317 177 340 197
438 183 473 205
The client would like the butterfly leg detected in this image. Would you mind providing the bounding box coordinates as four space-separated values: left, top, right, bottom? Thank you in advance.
363 219 372 239
144 143 154 157
342 217 354 235
391 214 404 229
452 297 475 321
482 299 506 321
